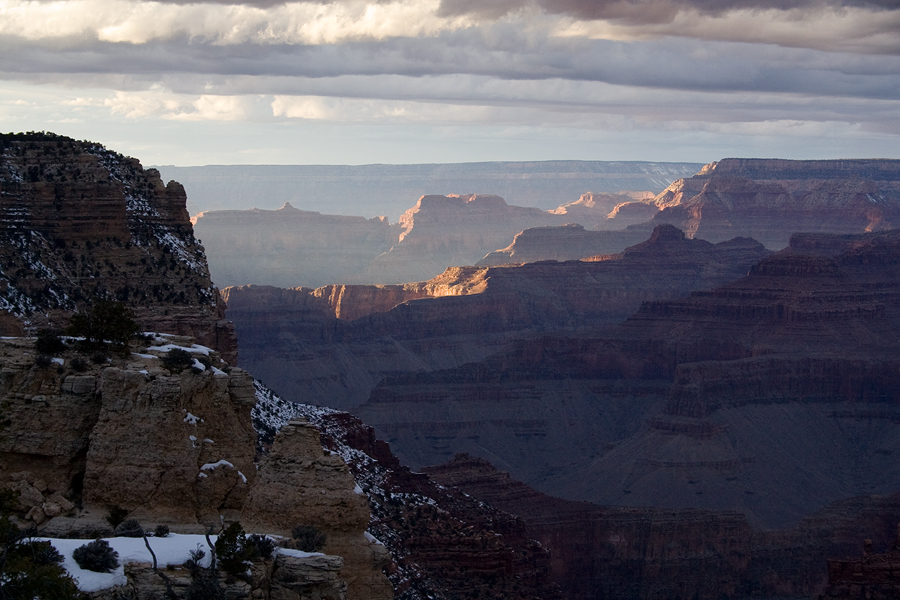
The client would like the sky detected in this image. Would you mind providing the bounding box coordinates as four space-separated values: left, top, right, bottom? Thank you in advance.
0 0 898 166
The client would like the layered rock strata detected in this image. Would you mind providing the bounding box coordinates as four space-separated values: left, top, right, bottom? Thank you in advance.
477 223 651 265
0 132 236 361
192 203 401 289
426 454 900 600
194 191 658 289
0 133 391 600
342 232 900 527
223 225 770 411
634 158 900 250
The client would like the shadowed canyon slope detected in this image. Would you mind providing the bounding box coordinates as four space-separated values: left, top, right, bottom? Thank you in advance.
223 224 769 408
226 225 900 530
481 158 900 265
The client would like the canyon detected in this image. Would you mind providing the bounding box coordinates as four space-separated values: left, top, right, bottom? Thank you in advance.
6 134 900 600
193 192 640 288
194 159 900 290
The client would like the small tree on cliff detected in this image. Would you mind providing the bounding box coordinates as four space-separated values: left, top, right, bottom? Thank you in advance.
67 300 139 354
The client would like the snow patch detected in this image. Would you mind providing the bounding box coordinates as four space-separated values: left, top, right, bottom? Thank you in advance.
43 534 215 593
201 459 235 471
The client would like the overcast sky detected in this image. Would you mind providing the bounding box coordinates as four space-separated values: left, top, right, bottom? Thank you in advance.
1 0 898 165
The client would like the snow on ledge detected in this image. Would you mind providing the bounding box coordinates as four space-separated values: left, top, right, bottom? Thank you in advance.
42 534 216 593
201 459 235 471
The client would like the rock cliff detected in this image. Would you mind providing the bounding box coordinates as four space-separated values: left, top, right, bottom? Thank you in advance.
194 191 656 288
0 132 391 600
549 191 655 226
0 132 236 361
639 158 900 250
251 387 564 600
477 223 651 265
192 203 400 289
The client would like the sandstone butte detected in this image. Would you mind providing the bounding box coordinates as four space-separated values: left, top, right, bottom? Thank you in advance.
482 158 900 265
0 132 393 600
193 191 639 289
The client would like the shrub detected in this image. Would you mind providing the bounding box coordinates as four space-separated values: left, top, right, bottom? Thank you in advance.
2 540 79 600
105 506 128 529
214 521 253 577
67 300 139 352
90 351 109 364
72 539 119 573
161 348 194 374
70 356 88 372
114 518 143 538
154 524 170 538
247 534 276 560
34 354 52 369
291 525 326 552
35 328 66 355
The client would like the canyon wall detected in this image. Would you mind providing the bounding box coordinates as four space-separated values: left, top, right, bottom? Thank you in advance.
224 225 770 411
640 158 900 249
482 158 900 267
0 132 236 361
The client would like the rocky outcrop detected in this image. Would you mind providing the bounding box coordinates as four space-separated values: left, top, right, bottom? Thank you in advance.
637 158 900 250
0 334 254 530
0 132 236 362
549 191 655 226
242 419 393 600
253 395 565 600
359 194 572 283
1 333 392 600
0 133 391 600
109 553 346 600
224 225 770 410
192 203 401 289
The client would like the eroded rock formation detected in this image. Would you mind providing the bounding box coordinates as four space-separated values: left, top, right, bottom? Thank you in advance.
0 132 236 361
635 158 900 250
0 133 391 600
192 203 401 289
